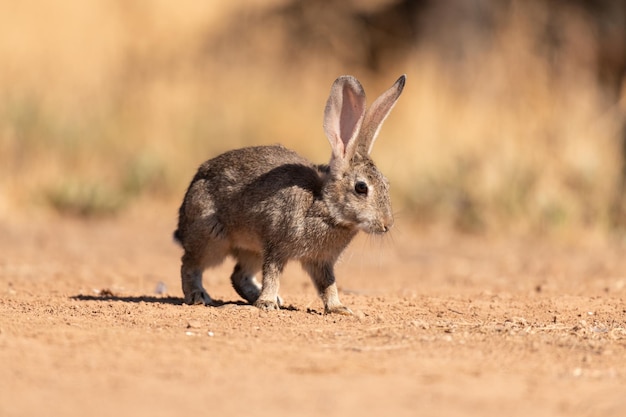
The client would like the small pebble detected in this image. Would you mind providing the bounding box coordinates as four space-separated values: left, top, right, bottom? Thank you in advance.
154 281 167 295
187 319 203 329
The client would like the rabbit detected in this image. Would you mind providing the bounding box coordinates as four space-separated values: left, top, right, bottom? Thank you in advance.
174 74 405 314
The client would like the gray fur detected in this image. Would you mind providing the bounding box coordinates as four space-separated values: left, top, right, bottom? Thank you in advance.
175 75 405 314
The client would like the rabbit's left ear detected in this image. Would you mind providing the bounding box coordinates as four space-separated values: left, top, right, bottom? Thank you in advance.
324 76 367 171
358 75 406 155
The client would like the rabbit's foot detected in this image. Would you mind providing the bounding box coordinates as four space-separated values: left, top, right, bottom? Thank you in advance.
255 298 280 311
185 289 214 306
325 305 353 315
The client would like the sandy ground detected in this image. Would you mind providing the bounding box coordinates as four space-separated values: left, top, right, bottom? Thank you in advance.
1 206 625 417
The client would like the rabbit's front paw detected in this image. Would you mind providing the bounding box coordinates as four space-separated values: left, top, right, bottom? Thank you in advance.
325 305 353 315
255 299 280 311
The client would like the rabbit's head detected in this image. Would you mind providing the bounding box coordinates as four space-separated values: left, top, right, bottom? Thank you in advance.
322 75 405 235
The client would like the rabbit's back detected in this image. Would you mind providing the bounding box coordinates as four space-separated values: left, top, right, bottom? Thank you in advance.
176 145 339 255
196 145 316 192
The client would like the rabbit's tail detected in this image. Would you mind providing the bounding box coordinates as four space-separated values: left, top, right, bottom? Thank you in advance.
173 229 183 244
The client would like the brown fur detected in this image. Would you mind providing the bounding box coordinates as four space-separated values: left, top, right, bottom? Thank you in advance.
175 75 405 313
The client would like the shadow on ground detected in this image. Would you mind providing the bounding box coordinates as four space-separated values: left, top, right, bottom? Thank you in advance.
71 294 186 305
70 293 300 311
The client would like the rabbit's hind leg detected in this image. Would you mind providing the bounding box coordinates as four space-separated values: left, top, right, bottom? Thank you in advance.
230 249 262 304
180 224 229 306
231 249 283 307
181 257 213 306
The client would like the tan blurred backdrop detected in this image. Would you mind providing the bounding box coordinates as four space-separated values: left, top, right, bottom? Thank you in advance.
1 0 625 236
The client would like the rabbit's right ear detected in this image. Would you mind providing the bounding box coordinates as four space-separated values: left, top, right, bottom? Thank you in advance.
358 75 406 155
323 76 366 172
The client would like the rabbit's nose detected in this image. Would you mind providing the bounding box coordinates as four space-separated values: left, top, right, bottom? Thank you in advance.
381 216 394 233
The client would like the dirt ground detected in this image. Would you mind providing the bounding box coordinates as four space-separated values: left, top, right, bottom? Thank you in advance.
1 204 625 417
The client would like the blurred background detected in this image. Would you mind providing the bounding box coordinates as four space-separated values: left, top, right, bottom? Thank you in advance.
1 0 625 237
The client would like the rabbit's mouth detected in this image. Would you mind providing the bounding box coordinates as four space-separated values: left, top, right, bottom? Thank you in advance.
359 219 393 235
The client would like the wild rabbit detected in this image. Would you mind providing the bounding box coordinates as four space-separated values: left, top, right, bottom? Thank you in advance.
175 74 405 314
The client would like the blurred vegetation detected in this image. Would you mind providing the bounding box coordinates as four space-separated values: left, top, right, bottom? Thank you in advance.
1 0 625 237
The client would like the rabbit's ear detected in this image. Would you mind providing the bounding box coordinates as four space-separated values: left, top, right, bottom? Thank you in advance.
358 75 406 155
323 76 366 170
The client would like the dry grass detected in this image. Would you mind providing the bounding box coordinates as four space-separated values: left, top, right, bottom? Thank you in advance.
0 1 623 236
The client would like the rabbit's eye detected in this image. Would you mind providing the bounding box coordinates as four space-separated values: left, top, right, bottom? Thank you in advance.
354 181 368 195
